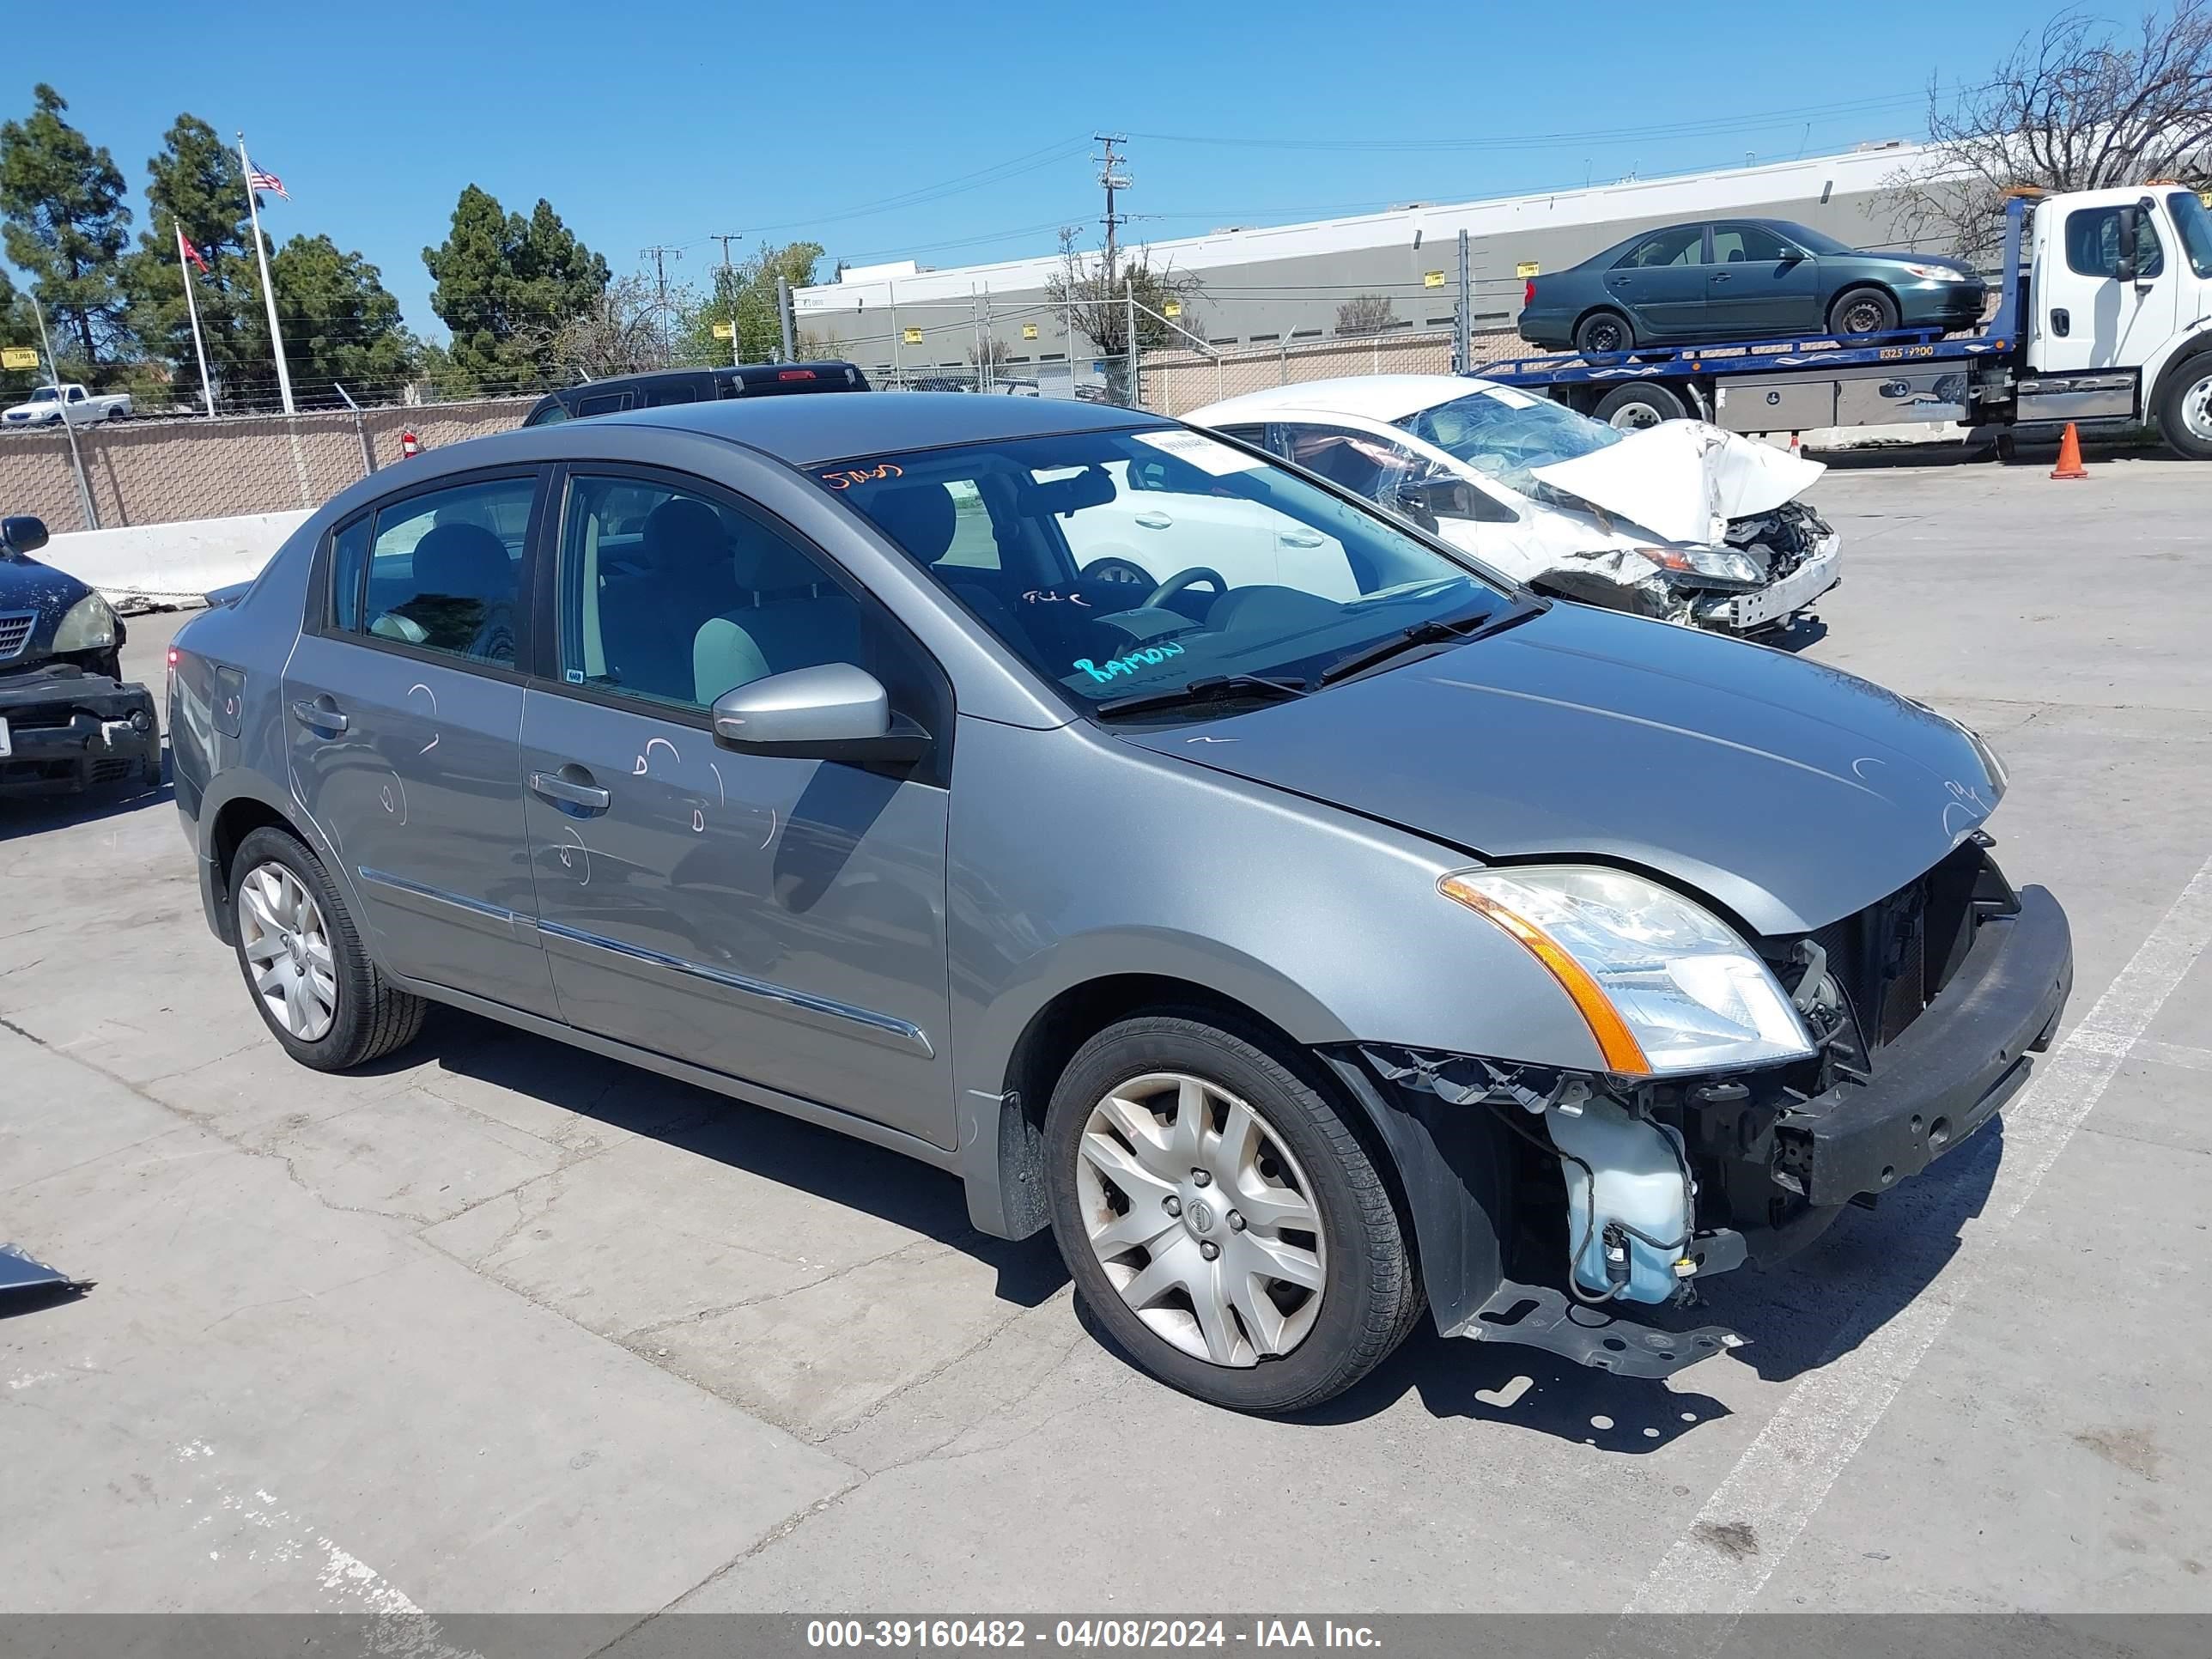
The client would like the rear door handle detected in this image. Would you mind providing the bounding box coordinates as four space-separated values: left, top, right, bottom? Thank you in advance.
530 769 611 813
291 699 347 733
1132 511 1173 530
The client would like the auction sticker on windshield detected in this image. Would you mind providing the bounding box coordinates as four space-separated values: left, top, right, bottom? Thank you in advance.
1131 429 1265 474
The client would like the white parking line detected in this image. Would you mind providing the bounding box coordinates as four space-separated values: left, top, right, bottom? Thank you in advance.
1618 854 2212 1629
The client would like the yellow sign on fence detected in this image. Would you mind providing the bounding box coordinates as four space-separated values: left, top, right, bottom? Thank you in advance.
0 347 37 370
1516 261 1540 278
1163 300 1182 318
711 321 735 340
1423 270 1445 289
902 326 923 345
1021 322 1039 339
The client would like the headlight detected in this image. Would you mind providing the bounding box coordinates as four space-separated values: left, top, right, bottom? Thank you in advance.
52 592 117 653
1637 545 1764 585
1439 866 1816 1077
1898 262 1966 281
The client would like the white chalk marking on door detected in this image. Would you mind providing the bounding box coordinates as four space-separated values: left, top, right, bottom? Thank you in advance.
1615 854 2212 1634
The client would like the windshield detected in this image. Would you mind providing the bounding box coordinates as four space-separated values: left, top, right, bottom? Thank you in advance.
819 427 1512 711
2168 191 2212 279
27 388 56 403
1769 221 1856 256
1397 384 1624 498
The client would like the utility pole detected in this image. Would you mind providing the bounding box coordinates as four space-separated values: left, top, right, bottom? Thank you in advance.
777 275 795 362
1455 228 1472 375
1093 133 1130 286
641 243 684 366
711 234 744 365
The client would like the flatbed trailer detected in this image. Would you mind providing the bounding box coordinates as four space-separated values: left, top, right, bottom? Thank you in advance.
1472 189 2212 456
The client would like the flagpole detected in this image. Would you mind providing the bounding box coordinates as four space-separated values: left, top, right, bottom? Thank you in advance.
237 132 295 416
174 222 216 417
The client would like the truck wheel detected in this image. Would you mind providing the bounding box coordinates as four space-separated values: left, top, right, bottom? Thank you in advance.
1828 287 1899 337
2154 353 2212 459
1593 382 1688 430
1044 1012 1419 1413
1575 310 1635 355
228 826 425 1071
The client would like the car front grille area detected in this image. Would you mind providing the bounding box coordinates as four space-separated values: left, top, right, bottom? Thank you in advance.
1771 838 1999 1062
0 611 34 661
1724 501 1832 583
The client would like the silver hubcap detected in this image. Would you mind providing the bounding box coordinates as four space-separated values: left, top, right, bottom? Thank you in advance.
1076 1072 1327 1368
239 862 338 1042
2182 371 2212 443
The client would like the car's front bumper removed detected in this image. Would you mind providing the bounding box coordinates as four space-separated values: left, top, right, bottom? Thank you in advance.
0 668 159 795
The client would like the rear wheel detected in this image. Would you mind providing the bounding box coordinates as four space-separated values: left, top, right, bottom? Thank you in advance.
2154 353 2212 459
1827 287 1899 337
1574 310 1635 356
1592 381 1689 430
1044 1012 1419 1413
229 825 424 1071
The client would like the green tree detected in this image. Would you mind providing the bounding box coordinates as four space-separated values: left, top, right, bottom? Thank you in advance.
266 234 416 407
118 113 258 410
0 85 133 380
422 185 609 393
677 240 823 364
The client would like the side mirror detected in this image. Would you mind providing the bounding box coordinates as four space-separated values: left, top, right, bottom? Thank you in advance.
1 514 48 556
1778 246 1807 265
2117 206 2141 282
711 663 927 763
1394 474 1478 524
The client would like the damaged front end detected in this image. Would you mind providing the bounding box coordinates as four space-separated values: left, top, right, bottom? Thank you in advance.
1323 838 2071 1381
1528 501 1842 637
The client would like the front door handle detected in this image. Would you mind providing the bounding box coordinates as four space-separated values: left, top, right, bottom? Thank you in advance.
291 698 347 733
1279 532 1327 548
1711 272 1733 283
530 769 611 813
1132 511 1173 530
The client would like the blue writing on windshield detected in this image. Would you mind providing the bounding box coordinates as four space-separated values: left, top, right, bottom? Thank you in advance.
1073 641 1186 683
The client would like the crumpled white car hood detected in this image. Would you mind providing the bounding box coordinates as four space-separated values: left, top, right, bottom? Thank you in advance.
1529 419 1825 545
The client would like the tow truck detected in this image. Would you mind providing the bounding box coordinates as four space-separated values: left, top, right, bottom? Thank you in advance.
1474 185 2212 459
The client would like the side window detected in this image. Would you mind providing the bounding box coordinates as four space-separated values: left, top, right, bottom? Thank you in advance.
524 400 570 428
1712 224 1792 263
644 380 701 407
328 514 370 632
352 476 534 665
1614 226 1705 269
2064 206 2165 278
574 391 630 417
560 472 870 711
1282 422 1437 502
1208 422 1267 447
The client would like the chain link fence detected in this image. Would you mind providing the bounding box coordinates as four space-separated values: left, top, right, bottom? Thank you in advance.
1136 323 1526 418
0 398 538 534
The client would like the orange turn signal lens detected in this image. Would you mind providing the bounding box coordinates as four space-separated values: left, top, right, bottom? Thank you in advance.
1439 874 1652 1077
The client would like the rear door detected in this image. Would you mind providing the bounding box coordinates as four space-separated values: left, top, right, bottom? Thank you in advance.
1604 224 1711 337
1708 222 1822 336
283 469 559 1018
519 465 958 1148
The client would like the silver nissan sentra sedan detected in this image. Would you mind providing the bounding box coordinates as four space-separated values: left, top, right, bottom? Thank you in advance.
168 393 2071 1413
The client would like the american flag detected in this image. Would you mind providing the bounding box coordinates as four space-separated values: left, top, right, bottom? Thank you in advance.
246 166 289 201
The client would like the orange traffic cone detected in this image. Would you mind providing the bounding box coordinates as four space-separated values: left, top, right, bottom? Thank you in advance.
2050 422 2087 479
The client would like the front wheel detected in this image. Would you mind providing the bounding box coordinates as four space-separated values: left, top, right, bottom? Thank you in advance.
2154 354 2212 459
1044 1012 1419 1413
1828 287 1899 337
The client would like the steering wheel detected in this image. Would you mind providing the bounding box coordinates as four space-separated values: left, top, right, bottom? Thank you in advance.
1144 566 1228 610
1078 556 1154 592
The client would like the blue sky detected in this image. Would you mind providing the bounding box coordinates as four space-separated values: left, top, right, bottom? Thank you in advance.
9 0 2102 337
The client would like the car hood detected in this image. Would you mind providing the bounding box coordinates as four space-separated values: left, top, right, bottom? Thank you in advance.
1528 420 1825 545
1122 603 2001 936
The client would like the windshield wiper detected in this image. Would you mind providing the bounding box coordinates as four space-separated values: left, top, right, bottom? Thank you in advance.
1316 599 1544 686
1095 673 1310 720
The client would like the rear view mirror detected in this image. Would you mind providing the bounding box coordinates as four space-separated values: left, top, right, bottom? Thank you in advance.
1394 475 1485 526
712 663 928 763
1 514 48 556
1017 465 1115 518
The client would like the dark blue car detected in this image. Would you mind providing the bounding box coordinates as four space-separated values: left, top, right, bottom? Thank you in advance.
1517 218 1988 355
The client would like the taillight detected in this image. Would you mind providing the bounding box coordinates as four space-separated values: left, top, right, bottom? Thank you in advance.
777 368 816 381
1524 277 1536 307
167 647 179 667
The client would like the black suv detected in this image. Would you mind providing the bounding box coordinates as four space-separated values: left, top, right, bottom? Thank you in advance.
522 362 871 427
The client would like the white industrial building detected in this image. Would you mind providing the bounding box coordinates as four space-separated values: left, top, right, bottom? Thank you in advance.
792 140 1955 380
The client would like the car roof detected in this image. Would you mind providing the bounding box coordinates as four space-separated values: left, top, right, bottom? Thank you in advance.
1184 374 1502 427
605 389 1170 465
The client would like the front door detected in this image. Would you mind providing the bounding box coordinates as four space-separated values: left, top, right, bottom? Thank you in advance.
283 470 558 1018
1707 222 1823 337
519 466 957 1148
2034 197 2182 374
1604 223 1711 338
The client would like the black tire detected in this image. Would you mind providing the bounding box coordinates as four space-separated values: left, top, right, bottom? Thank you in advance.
1592 381 1689 430
1043 1012 1419 1413
228 825 425 1071
2153 352 2212 459
1574 310 1635 356
1827 286 1899 337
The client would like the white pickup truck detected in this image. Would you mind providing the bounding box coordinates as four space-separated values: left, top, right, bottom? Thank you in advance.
3 383 131 428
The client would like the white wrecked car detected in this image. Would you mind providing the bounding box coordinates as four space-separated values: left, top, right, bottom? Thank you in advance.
1182 376 1840 635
